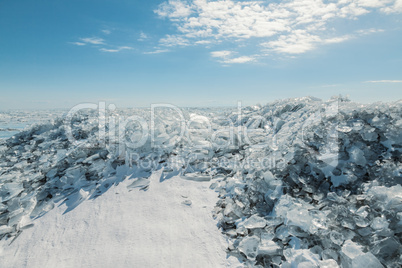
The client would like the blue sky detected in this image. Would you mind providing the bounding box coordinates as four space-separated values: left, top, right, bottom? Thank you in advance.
0 0 401 109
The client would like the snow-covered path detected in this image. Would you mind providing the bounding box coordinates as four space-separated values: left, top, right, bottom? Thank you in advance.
0 171 240 267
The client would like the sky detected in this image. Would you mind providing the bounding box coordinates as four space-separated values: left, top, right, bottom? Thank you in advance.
0 0 401 109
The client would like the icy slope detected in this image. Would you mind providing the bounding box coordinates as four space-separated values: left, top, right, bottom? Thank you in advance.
0 170 240 267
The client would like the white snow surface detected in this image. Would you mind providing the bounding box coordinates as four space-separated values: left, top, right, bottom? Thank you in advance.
0 170 240 267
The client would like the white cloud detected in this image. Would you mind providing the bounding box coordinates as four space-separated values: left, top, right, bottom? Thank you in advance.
211 50 232 58
80 37 105 45
102 29 111 35
155 0 193 18
357 0 390 8
71 42 86 46
224 56 255 64
138 32 149 41
99 46 133 53
195 40 212 45
262 30 322 54
72 34 136 54
210 50 254 64
154 0 399 62
262 30 349 54
100 48 119 53
381 0 402 13
143 49 170 54
160 35 190 46
155 0 378 41
356 28 385 35
366 80 402 83
324 35 351 44
118 46 133 50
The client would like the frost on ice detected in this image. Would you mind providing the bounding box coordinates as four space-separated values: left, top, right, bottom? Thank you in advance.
0 97 402 267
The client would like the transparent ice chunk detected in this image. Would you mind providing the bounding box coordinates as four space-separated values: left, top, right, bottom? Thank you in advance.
238 236 259 260
0 183 23 202
242 215 267 229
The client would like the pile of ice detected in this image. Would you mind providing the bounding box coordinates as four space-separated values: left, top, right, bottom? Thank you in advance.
0 107 226 240
0 119 114 239
211 97 402 267
0 97 401 267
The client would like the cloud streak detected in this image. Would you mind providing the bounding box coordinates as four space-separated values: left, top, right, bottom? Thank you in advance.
366 80 402 83
71 42 86 46
143 49 170 54
210 50 255 64
99 46 133 53
79 37 105 45
71 33 134 54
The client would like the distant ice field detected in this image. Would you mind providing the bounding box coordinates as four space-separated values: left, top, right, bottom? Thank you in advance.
0 110 66 140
